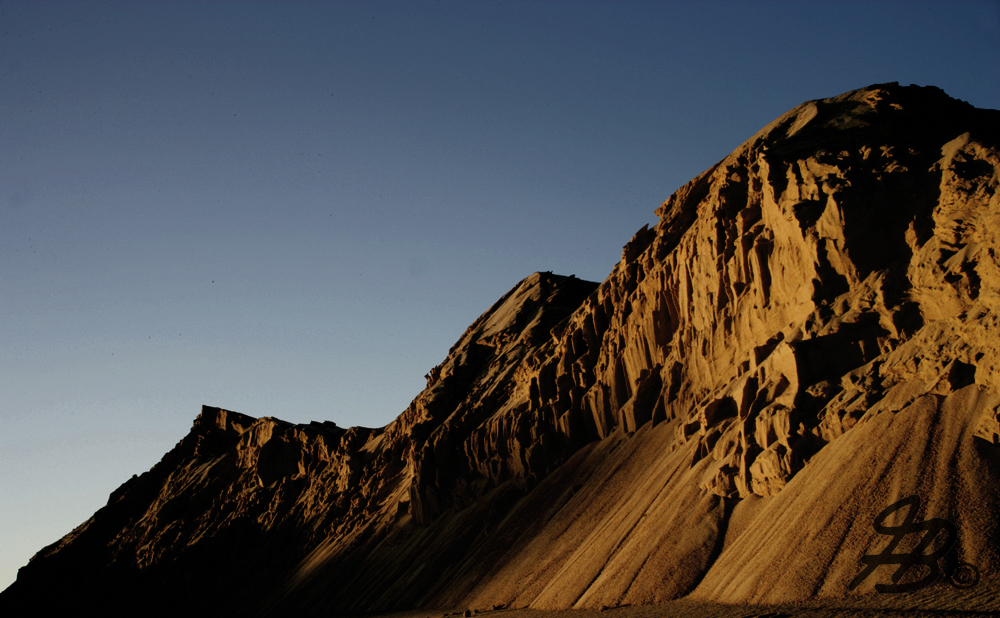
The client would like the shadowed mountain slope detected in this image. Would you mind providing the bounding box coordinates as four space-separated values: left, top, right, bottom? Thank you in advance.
4 83 1000 616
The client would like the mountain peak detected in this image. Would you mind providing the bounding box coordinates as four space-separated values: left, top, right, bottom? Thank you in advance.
5 85 1000 615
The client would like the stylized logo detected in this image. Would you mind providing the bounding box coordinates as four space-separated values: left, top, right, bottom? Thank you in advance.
849 495 979 593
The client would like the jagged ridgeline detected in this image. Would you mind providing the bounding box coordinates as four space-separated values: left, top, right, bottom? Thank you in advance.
4 84 1000 616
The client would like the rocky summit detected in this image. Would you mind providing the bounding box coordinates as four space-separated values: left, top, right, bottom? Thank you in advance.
4 83 1000 616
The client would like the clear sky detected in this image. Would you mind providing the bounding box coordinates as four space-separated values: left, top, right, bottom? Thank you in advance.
1 0 998 591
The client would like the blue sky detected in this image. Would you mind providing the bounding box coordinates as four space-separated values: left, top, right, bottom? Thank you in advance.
2 0 998 590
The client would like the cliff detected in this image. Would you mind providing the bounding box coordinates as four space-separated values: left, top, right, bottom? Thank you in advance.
4 83 1000 616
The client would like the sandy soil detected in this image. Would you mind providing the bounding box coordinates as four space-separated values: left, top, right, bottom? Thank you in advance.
374 579 1000 618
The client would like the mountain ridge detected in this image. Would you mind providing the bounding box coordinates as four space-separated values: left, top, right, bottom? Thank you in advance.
4 83 1000 616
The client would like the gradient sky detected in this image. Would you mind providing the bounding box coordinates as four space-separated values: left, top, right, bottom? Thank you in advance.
2 0 998 590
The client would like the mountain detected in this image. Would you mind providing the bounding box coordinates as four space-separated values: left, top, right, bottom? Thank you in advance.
4 83 1000 617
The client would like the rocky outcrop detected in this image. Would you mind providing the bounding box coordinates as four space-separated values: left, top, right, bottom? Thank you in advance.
4 83 1000 616
1 272 602 616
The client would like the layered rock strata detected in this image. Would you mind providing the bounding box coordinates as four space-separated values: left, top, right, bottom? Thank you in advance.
4 83 1000 616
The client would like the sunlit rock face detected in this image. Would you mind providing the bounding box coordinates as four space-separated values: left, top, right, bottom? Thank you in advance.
4 84 1000 616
